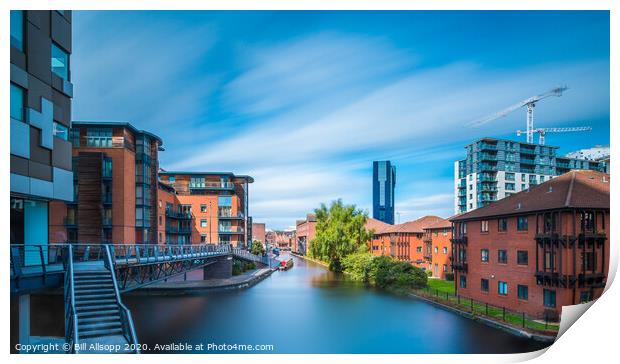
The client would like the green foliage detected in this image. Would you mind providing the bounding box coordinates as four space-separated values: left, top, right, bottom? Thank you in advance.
343 253 428 290
444 272 455 281
250 240 265 256
232 259 257 275
309 199 373 272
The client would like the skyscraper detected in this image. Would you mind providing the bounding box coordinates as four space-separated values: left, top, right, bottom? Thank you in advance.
372 161 396 224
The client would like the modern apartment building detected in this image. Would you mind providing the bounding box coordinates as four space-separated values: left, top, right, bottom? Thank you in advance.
423 218 452 279
454 138 607 214
372 161 396 224
49 121 163 244
450 170 609 319
369 215 443 270
10 11 74 248
295 214 317 255
158 172 253 248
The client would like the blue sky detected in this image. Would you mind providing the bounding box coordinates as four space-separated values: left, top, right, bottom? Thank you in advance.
71 11 610 230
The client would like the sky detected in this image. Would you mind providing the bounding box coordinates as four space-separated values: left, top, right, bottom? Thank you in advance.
71 11 610 230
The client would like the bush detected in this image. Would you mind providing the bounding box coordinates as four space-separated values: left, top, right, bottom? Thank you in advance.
250 241 265 256
244 261 256 270
344 255 428 290
342 251 374 282
232 260 244 276
426 270 433 277
445 272 455 281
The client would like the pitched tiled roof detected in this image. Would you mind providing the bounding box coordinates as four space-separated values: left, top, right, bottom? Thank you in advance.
365 218 392 234
371 215 445 235
451 170 610 221
425 218 452 230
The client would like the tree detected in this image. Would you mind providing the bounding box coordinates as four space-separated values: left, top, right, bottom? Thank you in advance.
309 199 372 272
251 240 265 256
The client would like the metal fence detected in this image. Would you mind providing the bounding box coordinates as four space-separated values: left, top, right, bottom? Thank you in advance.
414 286 560 333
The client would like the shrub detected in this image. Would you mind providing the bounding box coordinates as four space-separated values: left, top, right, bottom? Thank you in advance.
342 251 374 282
232 260 244 276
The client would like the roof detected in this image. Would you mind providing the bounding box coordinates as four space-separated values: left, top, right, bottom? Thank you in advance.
425 218 452 230
451 170 610 222
365 217 391 234
159 171 254 183
370 215 444 235
72 121 164 147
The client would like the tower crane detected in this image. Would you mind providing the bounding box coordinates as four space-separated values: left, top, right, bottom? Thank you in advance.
516 126 592 145
467 86 571 144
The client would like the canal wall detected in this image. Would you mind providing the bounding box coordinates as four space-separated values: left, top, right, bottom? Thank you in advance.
131 267 277 296
407 292 556 344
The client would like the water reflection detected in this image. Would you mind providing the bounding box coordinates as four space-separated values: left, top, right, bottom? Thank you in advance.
123 253 551 354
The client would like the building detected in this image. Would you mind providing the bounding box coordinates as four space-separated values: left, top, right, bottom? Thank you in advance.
373 161 396 224
450 170 610 320
49 121 163 244
295 214 317 255
252 222 266 244
266 230 296 250
158 172 253 248
454 138 607 214
11 11 74 247
369 215 443 271
423 218 452 279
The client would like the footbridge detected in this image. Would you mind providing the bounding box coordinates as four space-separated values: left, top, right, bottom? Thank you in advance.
10 243 274 354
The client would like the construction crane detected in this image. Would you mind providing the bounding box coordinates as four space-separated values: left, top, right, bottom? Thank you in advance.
516 126 592 145
467 86 569 144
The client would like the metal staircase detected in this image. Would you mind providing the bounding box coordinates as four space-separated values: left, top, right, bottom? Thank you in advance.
64 245 139 353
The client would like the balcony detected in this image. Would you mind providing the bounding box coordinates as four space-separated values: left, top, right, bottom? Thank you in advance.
451 261 468 273
450 236 467 245
218 211 245 220
520 157 536 165
479 163 497 172
165 210 192 220
520 148 537 155
189 181 235 191
478 183 497 192
478 194 496 203
218 226 245 235
479 153 497 161
102 194 112 205
479 142 497 150
102 217 112 228
478 174 496 182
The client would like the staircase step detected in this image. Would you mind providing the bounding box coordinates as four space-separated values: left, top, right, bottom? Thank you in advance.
78 308 119 318
74 280 113 287
79 321 122 332
79 314 121 325
74 283 114 290
76 299 117 307
79 327 124 339
76 293 117 301
74 287 115 294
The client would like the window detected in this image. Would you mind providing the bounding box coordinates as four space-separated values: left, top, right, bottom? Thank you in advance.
481 220 489 232
51 43 70 80
498 250 508 264
10 10 24 51
498 218 507 232
581 252 595 271
416 246 422 253
540 176 545 183
481 278 489 292
544 289 556 307
460 275 467 289
505 172 515 181
544 251 556 270
200 235 207 243
517 216 528 231
434 246 438 254
53 122 68 140
518 285 528 300
517 250 528 265
481 249 489 262
498 281 508 296
521 174 526 182
86 128 112 147
443 264 448 272
190 177 205 188
505 183 515 191
580 291 593 303
200 204 207 213
70 128 80 146
521 183 526 190
582 212 595 232
159 215 162 226
159 232 162 243
442 247 448 254
10 83 24 121
200 219 207 228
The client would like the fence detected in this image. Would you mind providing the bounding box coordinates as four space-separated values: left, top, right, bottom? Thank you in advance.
413 286 560 333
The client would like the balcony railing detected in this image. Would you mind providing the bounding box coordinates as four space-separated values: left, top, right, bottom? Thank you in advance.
189 181 235 190
479 153 497 161
165 210 192 220
479 163 497 171
218 226 245 234
479 143 497 150
218 211 245 219
102 217 112 227
64 217 77 228
478 174 497 182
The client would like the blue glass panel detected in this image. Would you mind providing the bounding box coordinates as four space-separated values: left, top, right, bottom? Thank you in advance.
10 83 24 121
218 196 232 207
51 43 69 80
10 10 23 51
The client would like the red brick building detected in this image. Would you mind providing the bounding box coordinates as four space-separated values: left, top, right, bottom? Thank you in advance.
369 215 444 270
252 222 266 244
423 218 453 279
295 214 317 255
450 170 610 319
49 121 163 244
158 172 253 248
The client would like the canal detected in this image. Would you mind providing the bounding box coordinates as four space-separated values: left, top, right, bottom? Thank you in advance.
123 253 552 354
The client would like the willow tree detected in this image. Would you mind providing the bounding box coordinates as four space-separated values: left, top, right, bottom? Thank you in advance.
309 199 372 272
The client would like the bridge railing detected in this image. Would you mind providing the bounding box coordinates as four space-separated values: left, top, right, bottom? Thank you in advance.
62 244 79 353
108 243 232 266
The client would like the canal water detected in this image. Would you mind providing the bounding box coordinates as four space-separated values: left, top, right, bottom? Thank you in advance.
123 253 552 354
